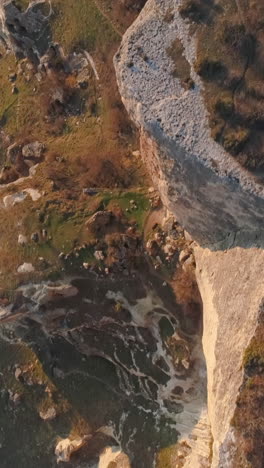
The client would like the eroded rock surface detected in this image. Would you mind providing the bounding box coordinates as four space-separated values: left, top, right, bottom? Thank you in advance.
114 0 264 247
0 0 51 61
114 0 264 466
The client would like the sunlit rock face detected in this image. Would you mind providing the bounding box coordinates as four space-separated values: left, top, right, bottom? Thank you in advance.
114 1 264 467
114 0 264 247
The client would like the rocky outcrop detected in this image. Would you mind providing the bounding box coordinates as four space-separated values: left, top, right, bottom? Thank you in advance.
195 246 264 467
0 0 51 61
114 0 264 247
114 0 264 466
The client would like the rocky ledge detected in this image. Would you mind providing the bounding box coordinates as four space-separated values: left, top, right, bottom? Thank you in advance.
114 0 264 248
114 0 264 467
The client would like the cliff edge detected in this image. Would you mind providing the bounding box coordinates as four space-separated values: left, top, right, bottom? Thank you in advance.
114 0 264 466
114 0 264 248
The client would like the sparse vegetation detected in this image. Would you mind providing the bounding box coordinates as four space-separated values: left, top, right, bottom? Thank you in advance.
181 0 264 171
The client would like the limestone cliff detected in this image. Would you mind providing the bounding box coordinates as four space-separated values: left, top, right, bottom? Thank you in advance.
114 0 264 247
114 0 264 466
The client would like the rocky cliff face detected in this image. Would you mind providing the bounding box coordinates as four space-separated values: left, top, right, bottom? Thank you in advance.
114 0 264 247
114 0 264 466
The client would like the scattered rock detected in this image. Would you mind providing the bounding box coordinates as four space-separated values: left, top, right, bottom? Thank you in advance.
82 188 98 196
18 234 28 245
8 391 21 406
11 85 18 94
55 436 88 463
3 192 26 208
23 188 42 201
39 406 56 421
31 232 39 243
22 141 45 159
94 250 105 261
8 73 17 82
17 263 35 274
146 239 159 256
14 367 22 381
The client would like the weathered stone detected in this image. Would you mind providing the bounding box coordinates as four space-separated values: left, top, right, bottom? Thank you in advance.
18 234 28 245
114 0 264 247
22 141 45 159
0 0 51 61
17 262 35 274
6 143 22 164
14 367 22 381
94 250 105 261
55 436 88 463
39 407 56 421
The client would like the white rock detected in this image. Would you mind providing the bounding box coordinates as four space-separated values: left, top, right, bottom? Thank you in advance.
17 263 35 273
3 192 27 208
55 437 87 463
23 188 41 201
3 188 41 208
21 282 79 305
39 407 56 421
94 250 104 261
18 234 28 245
22 141 45 159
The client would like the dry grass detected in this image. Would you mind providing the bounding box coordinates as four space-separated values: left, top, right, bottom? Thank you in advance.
172 266 200 305
0 0 150 291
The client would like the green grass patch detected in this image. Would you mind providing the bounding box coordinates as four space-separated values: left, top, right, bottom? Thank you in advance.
51 0 119 53
100 190 150 230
